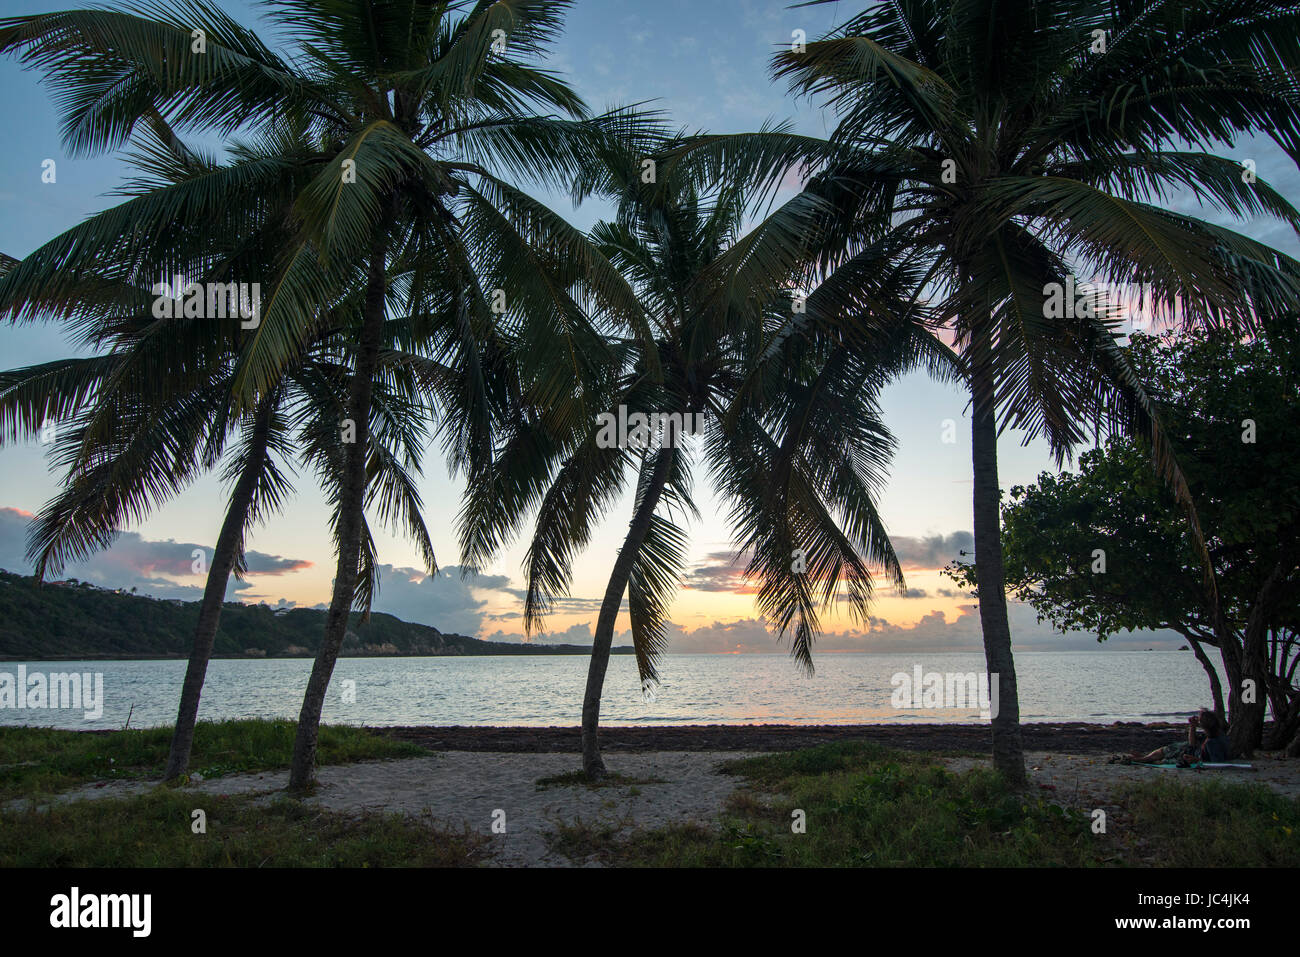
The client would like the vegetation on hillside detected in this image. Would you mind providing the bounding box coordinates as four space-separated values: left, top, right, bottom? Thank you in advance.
0 570 625 659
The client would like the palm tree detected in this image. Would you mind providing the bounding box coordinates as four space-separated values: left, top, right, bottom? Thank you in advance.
664 0 1300 781
0 122 446 781
460 136 947 777
2 0 653 790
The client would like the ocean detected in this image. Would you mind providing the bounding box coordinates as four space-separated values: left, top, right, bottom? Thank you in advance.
0 649 1223 730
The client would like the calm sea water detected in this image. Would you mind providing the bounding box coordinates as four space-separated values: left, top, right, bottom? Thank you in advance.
0 651 1223 730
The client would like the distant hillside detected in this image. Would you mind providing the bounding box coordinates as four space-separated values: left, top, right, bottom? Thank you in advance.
0 570 627 660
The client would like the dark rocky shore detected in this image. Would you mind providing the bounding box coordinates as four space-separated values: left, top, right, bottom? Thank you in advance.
375 721 1183 755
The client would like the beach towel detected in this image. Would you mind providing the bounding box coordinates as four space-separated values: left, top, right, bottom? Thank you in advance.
1135 762 1254 771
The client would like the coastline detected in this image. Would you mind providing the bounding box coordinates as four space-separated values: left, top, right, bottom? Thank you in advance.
373 721 1194 754
24 721 1195 753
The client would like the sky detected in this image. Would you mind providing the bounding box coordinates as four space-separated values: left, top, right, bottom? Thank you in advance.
0 0 1296 657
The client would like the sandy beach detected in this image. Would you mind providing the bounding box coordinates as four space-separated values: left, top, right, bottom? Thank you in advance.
372 721 1207 754
27 750 757 866
12 723 1298 866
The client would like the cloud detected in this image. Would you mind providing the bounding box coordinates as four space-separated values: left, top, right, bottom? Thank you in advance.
0 506 312 601
682 535 977 597
484 622 594 646
662 617 779 655
243 553 314 575
890 532 974 570
87 533 311 579
538 596 607 613
681 534 978 596
368 564 522 637
681 549 755 593
655 601 1180 656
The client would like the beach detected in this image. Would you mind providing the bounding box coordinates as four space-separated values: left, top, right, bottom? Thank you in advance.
12 722 1296 867
371 720 1202 754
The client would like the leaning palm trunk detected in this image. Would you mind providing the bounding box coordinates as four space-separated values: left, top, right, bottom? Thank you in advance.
163 394 275 781
582 448 676 778
288 242 388 792
969 340 1027 787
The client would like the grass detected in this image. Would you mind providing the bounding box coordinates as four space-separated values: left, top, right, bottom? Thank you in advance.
547 815 635 861
0 789 486 867
0 719 423 801
1118 777 1300 866
544 741 1300 867
534 770 666 791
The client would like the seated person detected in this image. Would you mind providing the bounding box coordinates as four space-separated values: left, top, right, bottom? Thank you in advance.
1125 710 1231 765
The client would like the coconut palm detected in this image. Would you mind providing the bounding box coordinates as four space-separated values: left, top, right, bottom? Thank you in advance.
2 308 444 781
459 135 952 777
662 0 1300 780
1 0 653 789
0 122 447 781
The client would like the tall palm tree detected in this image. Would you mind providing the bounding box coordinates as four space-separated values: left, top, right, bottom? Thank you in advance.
460 137 950 777
2 0 653 790
665 0 1300 781
0 122 446 781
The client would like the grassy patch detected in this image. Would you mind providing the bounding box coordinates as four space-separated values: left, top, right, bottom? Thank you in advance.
1116 778 1300 867
534 770 666 791
0 789 486 867
546 741 1300 867
545 817 631 862
717 739 905 784
0 720 423 801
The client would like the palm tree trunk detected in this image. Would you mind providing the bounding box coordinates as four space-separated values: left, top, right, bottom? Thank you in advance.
287 235 389 793
969 339 1027 787
581 448 676 779
162 392 275 782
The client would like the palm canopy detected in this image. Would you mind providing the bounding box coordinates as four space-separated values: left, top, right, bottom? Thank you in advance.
0 0 657 420
0 122 446 607
459 130 951 678
660 0 1300 540
634 0 1300 782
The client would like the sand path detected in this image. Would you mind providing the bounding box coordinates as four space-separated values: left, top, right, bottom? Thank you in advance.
15 751 760 867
